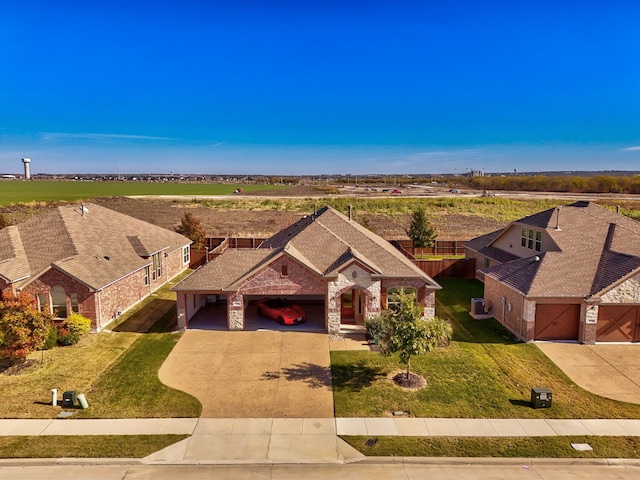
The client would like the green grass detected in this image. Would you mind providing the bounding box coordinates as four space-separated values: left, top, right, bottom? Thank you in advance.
341 436 640 458
0 273 201 419
0 435 188 458
332 279 640 419
73 331 201 418
0 180 287 205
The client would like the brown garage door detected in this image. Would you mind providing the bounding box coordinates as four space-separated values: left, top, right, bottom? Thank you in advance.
535 304 580 341
597 305 640 342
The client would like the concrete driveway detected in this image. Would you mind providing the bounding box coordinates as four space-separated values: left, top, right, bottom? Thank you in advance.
159 330 334 418
536 342 640 405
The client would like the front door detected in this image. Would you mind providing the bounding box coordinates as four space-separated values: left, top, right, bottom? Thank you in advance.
341 290 355 320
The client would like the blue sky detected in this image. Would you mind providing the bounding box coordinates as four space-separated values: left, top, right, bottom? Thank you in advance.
1 1 639 175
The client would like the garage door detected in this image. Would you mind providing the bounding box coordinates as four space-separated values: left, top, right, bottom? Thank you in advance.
534 304 580 341
597 305 640 342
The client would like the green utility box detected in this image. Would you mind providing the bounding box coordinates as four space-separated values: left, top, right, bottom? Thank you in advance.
531 387 552 409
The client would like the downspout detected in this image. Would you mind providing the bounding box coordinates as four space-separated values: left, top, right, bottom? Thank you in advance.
95 290 102 331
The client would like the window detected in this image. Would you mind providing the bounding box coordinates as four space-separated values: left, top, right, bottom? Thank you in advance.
144 266 150 286
50 286 67 318
386 287 417 309
182 246 190 265
521 228 542 252
37 293 48 313
281 264 288 276
151 252 162 280
70 293 79 313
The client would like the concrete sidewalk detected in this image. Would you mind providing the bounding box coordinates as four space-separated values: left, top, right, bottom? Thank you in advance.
2 417 640 464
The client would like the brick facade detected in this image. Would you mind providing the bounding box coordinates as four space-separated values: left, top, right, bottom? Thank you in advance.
16 247 188 332
484 276 528 340
239 256 326 297
464 249 491 281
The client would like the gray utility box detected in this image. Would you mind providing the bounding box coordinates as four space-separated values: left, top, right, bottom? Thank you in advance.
471 298 485 315
62 391 77 408
531 387 552 409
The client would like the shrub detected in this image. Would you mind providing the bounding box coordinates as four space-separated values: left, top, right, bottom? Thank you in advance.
428 316 454 347
365 314 389 342
57 313 91 346
43 325 59 350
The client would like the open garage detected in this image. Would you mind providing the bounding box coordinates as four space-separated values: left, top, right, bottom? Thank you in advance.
173 206 440 333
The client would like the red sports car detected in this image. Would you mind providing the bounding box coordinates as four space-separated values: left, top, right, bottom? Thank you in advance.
256 298 306 325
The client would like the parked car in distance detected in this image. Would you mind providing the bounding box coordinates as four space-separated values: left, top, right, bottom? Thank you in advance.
391 189 402 194
256 298 306 325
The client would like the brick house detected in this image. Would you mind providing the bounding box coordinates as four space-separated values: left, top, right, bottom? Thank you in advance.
0 203 191 331
172 206 441 332
465 201 640 343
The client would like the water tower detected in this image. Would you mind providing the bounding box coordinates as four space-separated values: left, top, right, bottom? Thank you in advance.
22 158 31 180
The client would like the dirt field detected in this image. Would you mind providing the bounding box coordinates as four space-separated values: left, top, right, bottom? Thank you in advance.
1 185 506 240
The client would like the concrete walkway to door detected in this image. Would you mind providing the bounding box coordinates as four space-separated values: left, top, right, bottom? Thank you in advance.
536 342 640 405
159 330 336 418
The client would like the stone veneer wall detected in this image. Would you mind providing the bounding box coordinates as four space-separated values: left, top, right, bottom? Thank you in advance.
227 293 244 330
600 274 640 304
327 264 381 334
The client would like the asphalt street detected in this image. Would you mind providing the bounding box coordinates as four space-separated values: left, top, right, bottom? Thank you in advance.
1 461 640 480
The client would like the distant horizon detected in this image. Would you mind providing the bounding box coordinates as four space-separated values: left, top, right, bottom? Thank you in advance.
3 168 640 178
1 2 638 175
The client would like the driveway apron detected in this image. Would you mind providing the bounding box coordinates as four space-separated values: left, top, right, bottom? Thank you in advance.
536 342 640 405
159 330 334 417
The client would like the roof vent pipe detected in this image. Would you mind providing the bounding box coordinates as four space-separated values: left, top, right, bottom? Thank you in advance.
348 204 352 221
555 207 561 230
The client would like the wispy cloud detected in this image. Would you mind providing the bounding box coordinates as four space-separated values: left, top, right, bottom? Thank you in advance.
40 132 175 142
621 146 640 152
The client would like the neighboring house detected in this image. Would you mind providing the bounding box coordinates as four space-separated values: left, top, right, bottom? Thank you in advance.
466 201 640 343
0 203 191 331
172 206 441 332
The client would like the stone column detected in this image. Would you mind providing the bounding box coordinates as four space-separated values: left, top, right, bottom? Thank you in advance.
227 293 245 330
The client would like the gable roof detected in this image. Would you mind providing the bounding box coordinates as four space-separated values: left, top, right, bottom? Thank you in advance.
0 203 191 290
174 206 441 292
477 202 640 298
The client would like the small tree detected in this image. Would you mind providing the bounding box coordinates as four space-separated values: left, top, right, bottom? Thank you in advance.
380 290 452 381
0 293 52 359
406 207 437 248
175 212 206 249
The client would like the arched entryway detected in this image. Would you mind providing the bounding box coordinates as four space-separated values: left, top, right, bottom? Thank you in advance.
339 287 369 326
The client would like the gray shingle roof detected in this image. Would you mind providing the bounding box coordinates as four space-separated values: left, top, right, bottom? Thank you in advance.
0 203 190 290
478 202 640 298
173 206 440 292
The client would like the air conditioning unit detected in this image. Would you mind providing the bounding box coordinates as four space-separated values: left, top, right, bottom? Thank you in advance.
471 298 485 315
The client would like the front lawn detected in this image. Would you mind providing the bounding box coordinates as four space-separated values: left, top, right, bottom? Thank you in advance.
0 273 201 418
342 436 640 458
332 279 640 419
0 435 189 458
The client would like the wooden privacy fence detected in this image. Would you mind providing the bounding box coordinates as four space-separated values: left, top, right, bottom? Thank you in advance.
413 258 476 279
190 236 475 279
393 239 467 257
